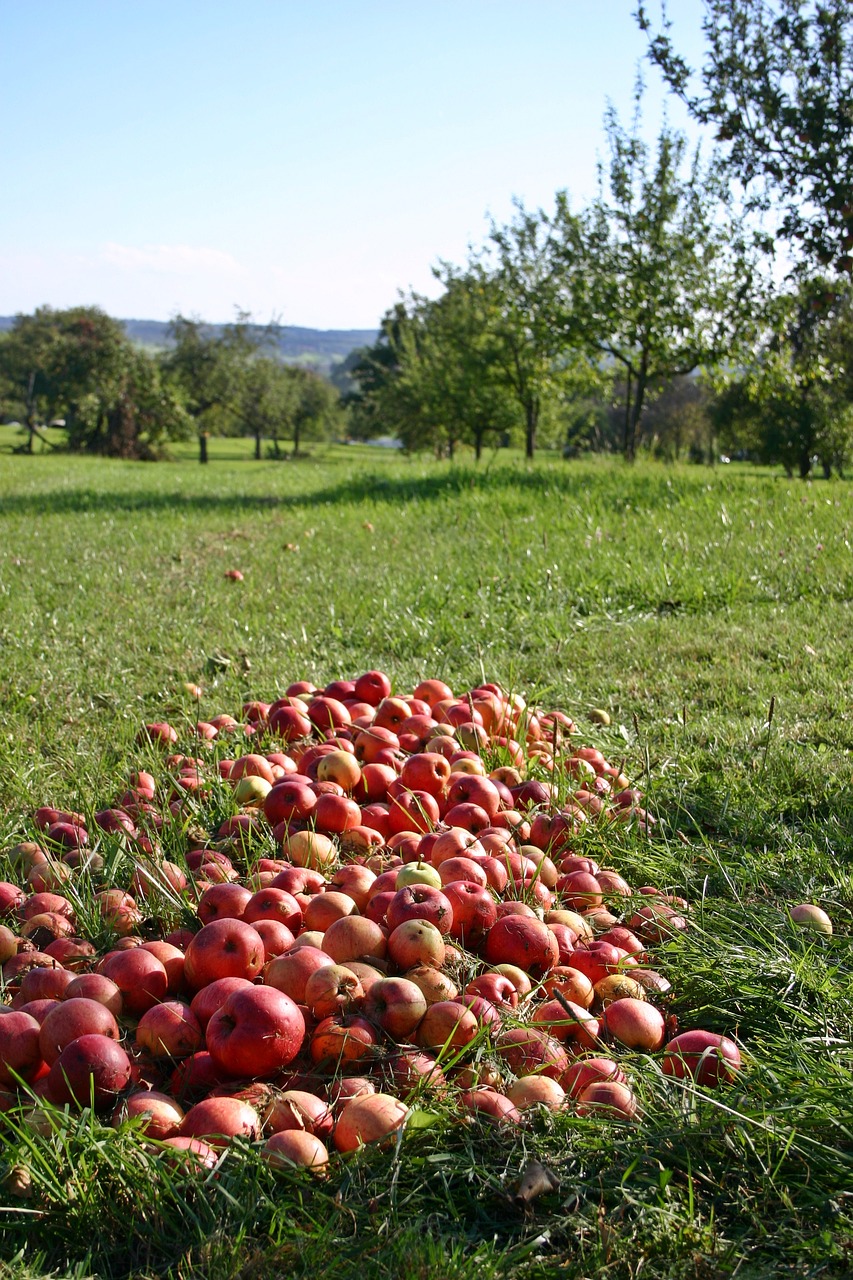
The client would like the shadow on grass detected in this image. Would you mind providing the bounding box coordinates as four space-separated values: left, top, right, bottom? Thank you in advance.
0 461 722 519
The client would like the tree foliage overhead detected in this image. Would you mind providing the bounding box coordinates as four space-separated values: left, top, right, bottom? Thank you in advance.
637 1 853 272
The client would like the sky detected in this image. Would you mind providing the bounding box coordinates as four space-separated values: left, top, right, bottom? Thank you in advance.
0 1 708 331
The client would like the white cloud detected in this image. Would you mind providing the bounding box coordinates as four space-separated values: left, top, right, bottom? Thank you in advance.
100 242 242 277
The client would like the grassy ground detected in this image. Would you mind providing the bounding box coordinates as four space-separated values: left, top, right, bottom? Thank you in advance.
0 433 851 1279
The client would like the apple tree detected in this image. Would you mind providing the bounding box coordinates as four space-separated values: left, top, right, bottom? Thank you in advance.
548 104 758 459
710 280 853 475
391 277 522 459
479 209 572 459
161 312 274 462
345 304 411 444
0 309 65 452
637 1 853 273
287 367 343 456
0 307 189 458
234 356 297 459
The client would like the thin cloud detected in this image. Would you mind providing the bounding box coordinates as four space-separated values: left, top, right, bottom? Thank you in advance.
101 242 242 276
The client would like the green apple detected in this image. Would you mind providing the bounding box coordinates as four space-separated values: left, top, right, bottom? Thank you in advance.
395 862 442 892
233 775 272 807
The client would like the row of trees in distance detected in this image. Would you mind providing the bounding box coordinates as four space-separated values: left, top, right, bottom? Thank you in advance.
2 3 853 475
345 1 853 476
0 310 342 463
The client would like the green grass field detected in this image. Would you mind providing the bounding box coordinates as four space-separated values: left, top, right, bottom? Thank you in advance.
0 434 851 1279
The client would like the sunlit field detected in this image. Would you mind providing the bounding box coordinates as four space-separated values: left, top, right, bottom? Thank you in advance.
0 435 850 1280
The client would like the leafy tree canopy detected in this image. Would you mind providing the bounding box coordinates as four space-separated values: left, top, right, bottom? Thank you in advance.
0 307 189 457
548 97 759 457
711 279 853 474
637 1 853 272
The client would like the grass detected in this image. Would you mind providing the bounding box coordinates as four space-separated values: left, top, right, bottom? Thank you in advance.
0 432 851 1279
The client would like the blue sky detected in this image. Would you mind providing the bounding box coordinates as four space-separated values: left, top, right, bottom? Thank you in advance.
0 2 707 329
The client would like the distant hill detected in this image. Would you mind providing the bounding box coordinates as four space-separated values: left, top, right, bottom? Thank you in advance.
0 316 378 376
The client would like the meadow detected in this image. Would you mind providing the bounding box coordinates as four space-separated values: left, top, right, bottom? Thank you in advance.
0 433 851 1279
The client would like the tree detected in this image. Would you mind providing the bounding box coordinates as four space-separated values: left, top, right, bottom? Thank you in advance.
377 278 520 459
346 305 412 442
0 311 65 452
161 312 273 462
427 273 520 460
235 357 299 459
637 1 853 272
0 307 189 458
72 344 190 458
711 280 853 475
481 209 569 459
549 101 758 459
346 280 537 459
288 367 342 454
642 375 713 461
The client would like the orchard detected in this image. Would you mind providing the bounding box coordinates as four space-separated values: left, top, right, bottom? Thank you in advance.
0 670 771 1173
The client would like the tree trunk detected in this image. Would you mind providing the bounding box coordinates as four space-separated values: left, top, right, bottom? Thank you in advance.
199 433 209 464
293 423 301 456
623 372 633 458
525 401 538 459
799 449 812 478
25 373 37 453
254 432 262 461
625 364 648 462
474 426 484 461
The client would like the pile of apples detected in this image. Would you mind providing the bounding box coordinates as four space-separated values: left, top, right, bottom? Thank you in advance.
0 673 742 1174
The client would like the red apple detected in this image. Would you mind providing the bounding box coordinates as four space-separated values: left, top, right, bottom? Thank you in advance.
183 918 265 990
310 1013 378 1067
442 881 498 949
0 1011 43 1086
39 997 120 1065
662 1030 742 1087
97 949 170 1017
386 885 453 935
363 977 427 1040
179 1096 261 1147
483 915 559 978
48 1034 132 1110
319 915 388 965
136 1001 203 1059
206 985 305 1078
